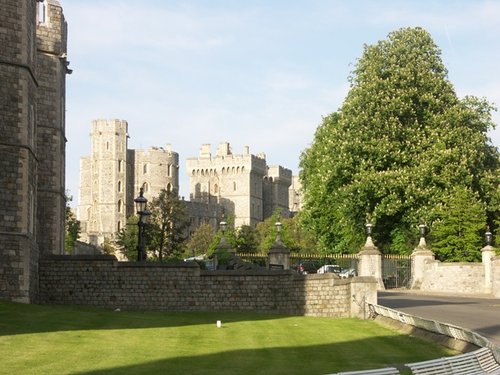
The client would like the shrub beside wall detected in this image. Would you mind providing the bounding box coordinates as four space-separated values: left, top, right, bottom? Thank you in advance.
39 255 377 318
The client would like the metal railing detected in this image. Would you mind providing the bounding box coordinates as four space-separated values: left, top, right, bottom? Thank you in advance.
369 303 500 361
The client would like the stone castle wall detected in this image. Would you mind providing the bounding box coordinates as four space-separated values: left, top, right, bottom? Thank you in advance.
1 0 67 302
39 255 377 318
36 0 68 255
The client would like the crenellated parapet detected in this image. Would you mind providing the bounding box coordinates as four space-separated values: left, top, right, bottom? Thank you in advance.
187 142 291 227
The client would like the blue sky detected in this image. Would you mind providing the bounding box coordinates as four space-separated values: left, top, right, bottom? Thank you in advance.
63 0 500 204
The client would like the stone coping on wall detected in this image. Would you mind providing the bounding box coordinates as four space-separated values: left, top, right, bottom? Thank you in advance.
428 260 484 267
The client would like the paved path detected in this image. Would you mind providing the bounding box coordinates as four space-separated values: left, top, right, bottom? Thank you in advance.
378 291 500 347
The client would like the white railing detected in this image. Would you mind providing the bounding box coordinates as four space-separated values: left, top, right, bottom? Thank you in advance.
369 303 500 362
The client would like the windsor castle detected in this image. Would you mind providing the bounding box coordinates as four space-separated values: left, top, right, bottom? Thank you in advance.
0 1 302 302
77 119 302 247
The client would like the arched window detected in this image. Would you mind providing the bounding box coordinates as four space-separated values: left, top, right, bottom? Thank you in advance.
167 183 172 192
143 163 148 174
37 1 47 23
167 164 172 177
117 221 121 232
118 160 122 172
117 200 122 213
118 181 122 192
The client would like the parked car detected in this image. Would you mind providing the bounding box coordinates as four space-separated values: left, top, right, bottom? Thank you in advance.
295 262 318 275
339 268 357 278
184 255 205 262
317 264 341 275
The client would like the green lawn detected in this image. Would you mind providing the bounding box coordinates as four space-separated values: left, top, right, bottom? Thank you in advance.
0 301 455 374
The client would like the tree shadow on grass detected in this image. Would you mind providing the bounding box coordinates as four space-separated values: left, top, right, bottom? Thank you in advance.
0 301 457 375
0 300 281 336
69 336 452 375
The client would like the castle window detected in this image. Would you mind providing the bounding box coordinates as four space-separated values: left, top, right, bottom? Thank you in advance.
37 1 47 24
117 221 121 232
118 160 122 172
28 187 34 234
222 167 225 174
117 181 122 192
167 183 172 192
143 182 149 193
241 167 245 173
167 164 171 177
143 163 148 174
214 184 218 194
233 182 237 191
192 169 196 176
106 141 109 150
117 200 122 213
29 105 35 148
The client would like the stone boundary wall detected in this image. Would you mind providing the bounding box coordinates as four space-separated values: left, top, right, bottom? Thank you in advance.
38 255 377 318
419 260 485 294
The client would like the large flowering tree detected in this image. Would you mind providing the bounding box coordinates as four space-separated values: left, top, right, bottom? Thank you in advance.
300 27 499 258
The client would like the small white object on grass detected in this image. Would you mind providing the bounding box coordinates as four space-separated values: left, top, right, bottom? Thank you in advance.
216 320 222 328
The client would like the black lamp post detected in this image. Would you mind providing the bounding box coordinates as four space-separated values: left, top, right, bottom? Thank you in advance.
365 220 373 237
134 188 150 261
485 226 493 246
220 221 227 236
418 223 427 239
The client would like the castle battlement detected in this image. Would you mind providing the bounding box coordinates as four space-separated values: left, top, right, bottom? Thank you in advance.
187 142 268 176
266 165 293 185
187 142 291 227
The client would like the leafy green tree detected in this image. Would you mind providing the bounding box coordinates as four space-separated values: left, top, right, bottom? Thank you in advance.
149 189 189 261
185 223 214 257
235 225 259 252
101 237 116 255
115 216 139 260
300 27 500 257
430 186 486 262
256 210 283 253
281 214 318 253
64 196 81 253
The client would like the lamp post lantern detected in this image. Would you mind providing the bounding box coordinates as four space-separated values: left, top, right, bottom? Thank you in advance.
220 221 227 235
134 188 150 261
485 226 493 246
275 221 282 242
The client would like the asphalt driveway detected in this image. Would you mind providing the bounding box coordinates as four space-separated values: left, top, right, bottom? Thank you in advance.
378 291 500 347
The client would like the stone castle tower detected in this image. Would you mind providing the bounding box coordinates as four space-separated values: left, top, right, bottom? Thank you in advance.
186 142 292 227
0 0 68 302
77 119 179 245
